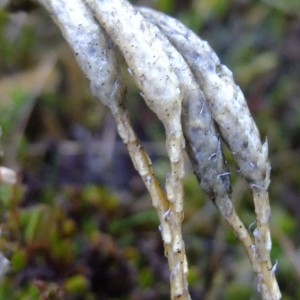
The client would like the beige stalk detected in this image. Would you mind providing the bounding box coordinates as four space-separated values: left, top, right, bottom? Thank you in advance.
140 7 281 299
34 1 281 299
37 0 190 298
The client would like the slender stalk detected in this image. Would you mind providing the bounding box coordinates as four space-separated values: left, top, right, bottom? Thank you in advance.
251 186 280 299
37 1 190 298
34 1 281 298
140 12 265 290
141 7 281 299
84 1 189 297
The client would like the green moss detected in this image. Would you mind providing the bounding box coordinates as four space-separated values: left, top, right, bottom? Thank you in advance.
64 274 89 295
156 0 175 13
138 267 154 288
11 248 28 272
224 282 253 300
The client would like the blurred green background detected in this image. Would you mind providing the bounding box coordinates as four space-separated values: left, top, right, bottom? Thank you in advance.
0 0 300 299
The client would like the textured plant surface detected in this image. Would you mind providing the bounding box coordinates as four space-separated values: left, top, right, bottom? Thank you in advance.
26 0 280 299
1 0 300 299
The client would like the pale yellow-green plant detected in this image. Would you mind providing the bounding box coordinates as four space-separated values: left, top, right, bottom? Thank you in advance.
34 1 281 299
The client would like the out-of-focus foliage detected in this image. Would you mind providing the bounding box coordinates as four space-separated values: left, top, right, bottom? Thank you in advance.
0 0 300 299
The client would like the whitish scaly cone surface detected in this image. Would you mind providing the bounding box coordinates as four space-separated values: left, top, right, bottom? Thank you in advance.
86 0 186 210
37 0 125 109
85 0 182 127
144 18 231 198
38 0 175 255
141 7 270 187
